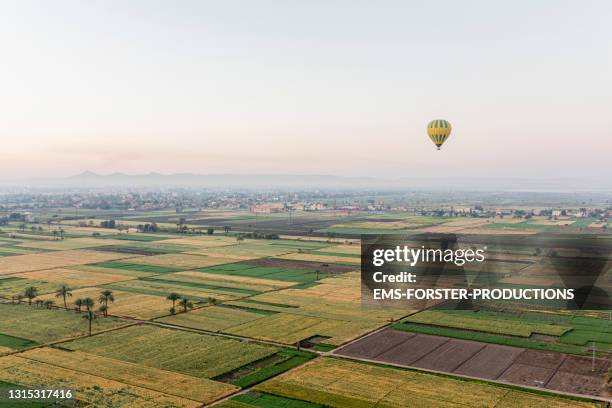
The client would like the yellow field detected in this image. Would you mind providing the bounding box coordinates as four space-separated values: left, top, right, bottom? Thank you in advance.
279 236 360 244
172 271 295 291
106 279 240 303
291 271 364 303
127 253 235 269
59 225 121 234
256 358 599 408
529 219 575 226
157 235 237 247
183 251 257 261
21 347 238 404
187 241 303 258
277 252 360 265
39 287 170 319
419 219 490 233
157 305 266 332
0 250 134 276
0 355 201 408
0 276 59 297
16 237 126 250
0 303 127 343
330 221 422 230
16 267 130 287
318 244 361 255
225 273 409 345
461 228 538 235
70 264 159 278
225 313 342 344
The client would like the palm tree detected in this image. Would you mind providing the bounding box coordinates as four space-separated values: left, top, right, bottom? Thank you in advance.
315 269 320 281
178 297 194 313
98 304 108 318
74 298 83 312
82 310 97 336
24 286 38 305
98 290 114 316
207 297 218 306
43 300 54 309
55 285 73 309
35 299 44 308
236 235 244 245
82 297 94 311
166 293 180 312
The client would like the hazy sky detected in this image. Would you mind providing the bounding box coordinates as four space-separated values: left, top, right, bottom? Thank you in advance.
1 1 611 180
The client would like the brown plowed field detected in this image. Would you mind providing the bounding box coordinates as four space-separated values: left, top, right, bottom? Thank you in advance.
335 328 610 398
245 257 357 273
376 334 449 366
454 344 524 379
412 339 486 372
337 330 415 359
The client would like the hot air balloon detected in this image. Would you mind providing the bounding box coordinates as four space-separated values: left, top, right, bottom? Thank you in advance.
427 119 452 150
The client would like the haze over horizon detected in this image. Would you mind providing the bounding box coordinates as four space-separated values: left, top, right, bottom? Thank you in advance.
1 170 610 193
2 1 611 180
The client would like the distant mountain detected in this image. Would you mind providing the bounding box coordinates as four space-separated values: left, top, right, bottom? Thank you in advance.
1 171 611 192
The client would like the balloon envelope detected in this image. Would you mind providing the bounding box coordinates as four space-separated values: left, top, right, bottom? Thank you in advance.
427 119 452 150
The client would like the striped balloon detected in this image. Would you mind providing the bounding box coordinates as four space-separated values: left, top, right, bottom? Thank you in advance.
427 119 452 150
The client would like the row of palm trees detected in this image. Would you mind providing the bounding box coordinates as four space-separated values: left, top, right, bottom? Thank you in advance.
12 285 116 336
166 292 217 315
14 286 216 334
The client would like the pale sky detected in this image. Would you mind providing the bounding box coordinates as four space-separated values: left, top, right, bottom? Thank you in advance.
1 1 611 180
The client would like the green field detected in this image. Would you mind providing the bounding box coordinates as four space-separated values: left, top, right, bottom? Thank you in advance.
194 265 332 283
405 310 572 337
0 333 37 350
0 381 50 407
93 260 184 273
394 309 612 356
229 392 323 408
98 234 169 241
216 349 316 388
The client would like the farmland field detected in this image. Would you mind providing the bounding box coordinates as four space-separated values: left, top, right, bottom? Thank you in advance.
0 354 203 407
0 303 126 345
157 305 267 332
127 253 239 269
20 347 238 404
0 276 59 297
0 202 610 407
337 327 612 397
39 286 172 319
63 325 280 378
15 267 130 287
254 357 601 408
395 309 612 356
0 249 135 275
